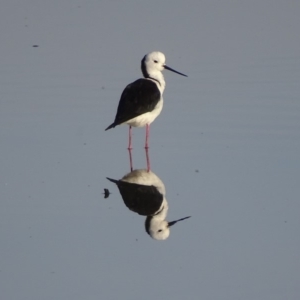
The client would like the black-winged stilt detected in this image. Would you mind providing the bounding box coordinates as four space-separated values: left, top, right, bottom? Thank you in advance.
105 51 187 149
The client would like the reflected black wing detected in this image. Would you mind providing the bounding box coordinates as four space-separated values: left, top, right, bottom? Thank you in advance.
107 177 163 216
105 79 160 130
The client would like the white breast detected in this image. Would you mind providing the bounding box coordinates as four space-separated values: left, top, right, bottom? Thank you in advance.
124 97 164 127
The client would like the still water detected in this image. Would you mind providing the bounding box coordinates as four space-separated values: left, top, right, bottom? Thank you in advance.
1 1 300 300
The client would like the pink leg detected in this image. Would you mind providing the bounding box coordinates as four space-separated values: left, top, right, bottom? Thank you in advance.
128 148 133 171
145 147 151 172
145 124 150 149
128 126 132 150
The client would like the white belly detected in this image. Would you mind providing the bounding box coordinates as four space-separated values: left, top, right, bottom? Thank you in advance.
124 98 163 127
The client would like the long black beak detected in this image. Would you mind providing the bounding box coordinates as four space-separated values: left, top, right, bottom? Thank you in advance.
168 216 191 227
164 65 188 77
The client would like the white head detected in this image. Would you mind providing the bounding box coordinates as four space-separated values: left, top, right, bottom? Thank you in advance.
141 51 187 91
141 52 166 77
145 205 191 241
146 218 171 240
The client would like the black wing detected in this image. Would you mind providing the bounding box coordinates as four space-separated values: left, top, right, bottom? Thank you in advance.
105 79 160 130
107 177 163 216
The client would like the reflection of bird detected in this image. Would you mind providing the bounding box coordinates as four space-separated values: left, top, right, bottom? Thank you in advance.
103 188 110 198
105 51 187 149
107 169 190 240
145 214 191 241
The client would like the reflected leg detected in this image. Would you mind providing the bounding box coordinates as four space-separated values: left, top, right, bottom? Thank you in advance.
145 147 151 172
128 148 133 171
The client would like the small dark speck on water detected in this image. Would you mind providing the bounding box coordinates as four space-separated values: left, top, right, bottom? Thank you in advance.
195 169 199 173
32 45 39 47
103 188 111 198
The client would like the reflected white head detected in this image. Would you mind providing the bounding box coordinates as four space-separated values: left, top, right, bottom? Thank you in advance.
146 211 191 241
148 219 171 240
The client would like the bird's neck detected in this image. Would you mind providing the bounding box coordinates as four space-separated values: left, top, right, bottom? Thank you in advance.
154 198 169 219
146 72 166 94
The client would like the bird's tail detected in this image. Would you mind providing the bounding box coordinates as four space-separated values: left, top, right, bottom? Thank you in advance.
106 177 118 184
105 123 116 131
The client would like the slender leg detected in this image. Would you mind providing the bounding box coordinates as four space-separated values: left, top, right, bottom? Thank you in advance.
128 148 133 171
145 124 150 149
128 126 132 150
145 147 151 172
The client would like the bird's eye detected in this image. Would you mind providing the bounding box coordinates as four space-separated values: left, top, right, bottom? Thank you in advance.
158 229 162 232
154 60 158 63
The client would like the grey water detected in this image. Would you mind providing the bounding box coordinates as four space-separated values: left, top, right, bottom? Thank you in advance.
1 1 300 299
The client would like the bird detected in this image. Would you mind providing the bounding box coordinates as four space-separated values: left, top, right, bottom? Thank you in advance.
107 169 191 240
105 51 187 149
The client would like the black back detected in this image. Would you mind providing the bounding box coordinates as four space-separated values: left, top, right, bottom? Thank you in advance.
109 79 161 128
107 177 163 216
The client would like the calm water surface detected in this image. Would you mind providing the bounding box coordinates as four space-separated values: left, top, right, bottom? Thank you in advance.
1 1 300 300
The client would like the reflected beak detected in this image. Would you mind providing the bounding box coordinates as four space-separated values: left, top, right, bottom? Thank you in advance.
168 216 191 227
164 65 188 77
